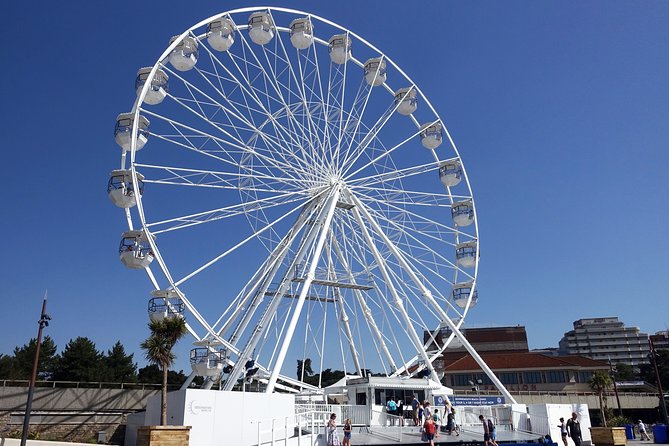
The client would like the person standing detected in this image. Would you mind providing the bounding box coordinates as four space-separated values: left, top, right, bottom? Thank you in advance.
479 415 498 446
637 420 651 441
342 418 352 446
411 396 420 426
423 414 437 446
398 400 405 426
327 413 340 446
558 417 568 446
387 398 397 425
566 412 582 446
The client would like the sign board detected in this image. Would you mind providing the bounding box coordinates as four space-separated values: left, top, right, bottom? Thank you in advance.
450 396 505 406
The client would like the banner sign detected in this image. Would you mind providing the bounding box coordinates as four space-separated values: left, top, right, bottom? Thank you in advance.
449 396 505 406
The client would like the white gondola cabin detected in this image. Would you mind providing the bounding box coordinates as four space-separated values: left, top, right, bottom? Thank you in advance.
135 67 168 105
248 12 274 45
168 36 199 71
119 230 154 269
107 169 144 208
148 289 185 322
114 113 149 152
420 122 443 150
207 17 235 51
439 160 463 188
455 241 478 268
289 17 313 49
364 58 387 86
394 87 418 115
329 34 351 64
451 200 474 227
453 283 478 309
190 341 225 377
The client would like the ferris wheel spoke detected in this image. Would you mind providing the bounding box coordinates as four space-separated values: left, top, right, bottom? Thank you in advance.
172 195 311 287
141 107 309 182
347 158 453 188
358 193 475 243
220 31 323 176
163 61 311 175
255 25 325 172
145 190 308 235
359 201 475 282
342 122 429 182
353 185 463 207
135 163 304 193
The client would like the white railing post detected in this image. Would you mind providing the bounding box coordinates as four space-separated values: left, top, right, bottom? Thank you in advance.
310 413 315 445
285 416 289 445
257 420 261 446
271 419 276 445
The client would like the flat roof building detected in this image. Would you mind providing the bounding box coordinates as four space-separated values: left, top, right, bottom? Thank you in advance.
558 317 651 367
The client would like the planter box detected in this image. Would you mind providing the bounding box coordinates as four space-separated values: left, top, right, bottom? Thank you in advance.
590 427 627 446
136 426 191 446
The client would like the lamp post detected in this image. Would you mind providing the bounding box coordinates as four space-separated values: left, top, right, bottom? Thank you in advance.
608 356 623 416
469 379 483 406
20 293 51 446
648 338 669 424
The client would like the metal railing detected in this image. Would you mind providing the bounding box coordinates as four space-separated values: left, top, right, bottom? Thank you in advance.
295 403 368 425
0 379 171 390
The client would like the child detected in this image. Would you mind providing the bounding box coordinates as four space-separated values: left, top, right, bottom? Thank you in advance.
342 418 352 446
433 409 441 438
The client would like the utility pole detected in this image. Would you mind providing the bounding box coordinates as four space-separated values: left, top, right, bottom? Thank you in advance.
20 293 51 446
608 356 623 416
648 338 669 425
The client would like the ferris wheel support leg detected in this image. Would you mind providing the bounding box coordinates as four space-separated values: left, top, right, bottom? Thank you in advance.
222 193 334 391
223 199 319 344
326 235 362 376
180 371 197 391
330 234 397 372
265 187 342 393
350 206 440 383
352 197 517 404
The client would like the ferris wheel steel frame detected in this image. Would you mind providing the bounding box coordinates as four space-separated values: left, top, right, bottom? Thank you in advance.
114 6 516 403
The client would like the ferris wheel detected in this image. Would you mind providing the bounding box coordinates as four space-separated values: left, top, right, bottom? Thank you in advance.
109 7 482 393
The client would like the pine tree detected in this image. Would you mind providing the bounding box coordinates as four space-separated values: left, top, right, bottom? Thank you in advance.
103 341 137 383
52 337 104 382
12 336 58 380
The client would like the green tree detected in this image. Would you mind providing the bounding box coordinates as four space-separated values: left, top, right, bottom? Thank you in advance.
12 336 58 380
297 358 313 380
103 341 137 383
613 362 636 381
589 370 613 427
0 354 16 379
138 364 189 387
52 337 103 382
640 349 669 390
140 317 187 425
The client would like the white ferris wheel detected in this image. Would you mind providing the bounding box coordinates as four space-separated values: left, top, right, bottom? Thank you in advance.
109 6 491 395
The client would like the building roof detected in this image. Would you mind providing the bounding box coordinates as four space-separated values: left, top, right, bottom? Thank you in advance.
443 352 607 372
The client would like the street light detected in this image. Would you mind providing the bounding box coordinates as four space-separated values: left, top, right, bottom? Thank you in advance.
648 338 669 425
20 293 51 446
469 378 483 406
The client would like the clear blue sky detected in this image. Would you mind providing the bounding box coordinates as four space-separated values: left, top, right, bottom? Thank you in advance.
1 0 667 374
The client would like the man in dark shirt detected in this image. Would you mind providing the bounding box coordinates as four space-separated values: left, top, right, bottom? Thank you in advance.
566 412 582 446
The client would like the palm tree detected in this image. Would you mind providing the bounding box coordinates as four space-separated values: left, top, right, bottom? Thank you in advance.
141 317 188 425
589 370 613 427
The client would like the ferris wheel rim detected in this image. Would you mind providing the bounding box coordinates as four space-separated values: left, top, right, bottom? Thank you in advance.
121 6 480 389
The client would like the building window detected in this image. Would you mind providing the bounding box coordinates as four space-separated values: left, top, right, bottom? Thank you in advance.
546 371 567 383
453 374 471 387
499 372 519 384
576 371 593 383
523 371 543 384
